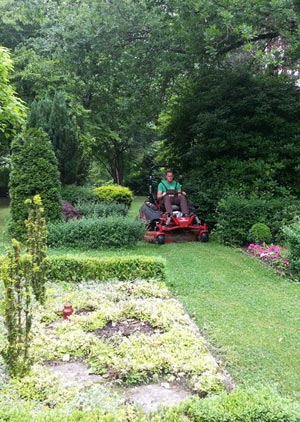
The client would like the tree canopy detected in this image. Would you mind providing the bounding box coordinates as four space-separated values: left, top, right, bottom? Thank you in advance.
1 0 300 188
0 46 27 163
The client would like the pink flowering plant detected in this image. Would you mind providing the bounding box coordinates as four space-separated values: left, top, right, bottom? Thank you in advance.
247 243 290 272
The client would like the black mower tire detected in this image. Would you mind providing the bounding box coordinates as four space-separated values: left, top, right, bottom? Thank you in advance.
198 232 209 242
156 234 165 245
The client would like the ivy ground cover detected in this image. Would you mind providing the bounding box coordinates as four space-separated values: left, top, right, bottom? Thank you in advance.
0 279 226 415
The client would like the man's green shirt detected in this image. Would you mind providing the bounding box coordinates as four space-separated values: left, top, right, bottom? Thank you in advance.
158 180 182 193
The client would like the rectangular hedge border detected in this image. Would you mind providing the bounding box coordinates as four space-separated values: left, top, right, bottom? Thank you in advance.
45 255 166 283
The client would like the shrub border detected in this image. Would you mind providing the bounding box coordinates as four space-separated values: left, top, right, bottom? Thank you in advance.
0 255 166 283
46 255 166 283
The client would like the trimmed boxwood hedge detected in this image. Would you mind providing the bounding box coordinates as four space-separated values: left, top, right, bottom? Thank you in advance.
47 216 146 249
215 195 300 246
46 255 166 282
0 255 166 282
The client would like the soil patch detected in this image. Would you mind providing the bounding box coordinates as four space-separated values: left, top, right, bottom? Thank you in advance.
93 318 161 338
76 307 97 315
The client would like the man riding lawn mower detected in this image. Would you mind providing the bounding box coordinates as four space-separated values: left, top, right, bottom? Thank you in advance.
140 170 209 245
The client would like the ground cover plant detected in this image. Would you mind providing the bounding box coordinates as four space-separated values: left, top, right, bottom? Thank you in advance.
0 278 225 415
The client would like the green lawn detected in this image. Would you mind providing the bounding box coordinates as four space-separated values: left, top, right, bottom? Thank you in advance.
1 196 300 399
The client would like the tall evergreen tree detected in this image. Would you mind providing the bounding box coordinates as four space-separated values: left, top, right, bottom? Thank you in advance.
28 91 87 185
9 128 62 239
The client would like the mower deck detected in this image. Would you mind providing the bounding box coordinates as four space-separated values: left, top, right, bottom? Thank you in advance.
143 214 209 245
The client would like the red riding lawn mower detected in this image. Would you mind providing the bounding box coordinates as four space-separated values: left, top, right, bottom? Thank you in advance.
139 176 209 245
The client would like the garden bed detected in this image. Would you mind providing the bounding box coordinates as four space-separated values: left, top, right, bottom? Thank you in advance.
0 279 230 414
244 243 292 278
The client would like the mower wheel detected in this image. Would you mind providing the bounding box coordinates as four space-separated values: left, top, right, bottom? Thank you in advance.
156 234 165 245
198 232 209 242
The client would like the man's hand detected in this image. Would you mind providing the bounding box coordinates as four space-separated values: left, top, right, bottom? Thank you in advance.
157 190 166 200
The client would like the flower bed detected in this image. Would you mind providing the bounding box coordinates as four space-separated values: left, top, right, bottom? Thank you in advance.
246 243 290 273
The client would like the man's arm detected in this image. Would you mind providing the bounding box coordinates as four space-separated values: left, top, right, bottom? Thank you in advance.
176 182 186 196
157 182 167 200
157 189 166 200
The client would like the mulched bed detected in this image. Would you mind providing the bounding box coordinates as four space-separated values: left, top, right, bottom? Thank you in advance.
93 318 161 338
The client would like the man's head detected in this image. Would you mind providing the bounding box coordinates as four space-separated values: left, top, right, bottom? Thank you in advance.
165 170 174 183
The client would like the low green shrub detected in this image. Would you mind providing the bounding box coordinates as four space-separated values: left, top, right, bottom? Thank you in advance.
61 185 96 204
0 388 299 421
46 255 166 282
0 255 166 283
175 387 300 422
93 185 133 207
47 216 145 249
282 220 300 277
248 223 272 244
215 195 300 246
76 200 128 218
0 406 146 422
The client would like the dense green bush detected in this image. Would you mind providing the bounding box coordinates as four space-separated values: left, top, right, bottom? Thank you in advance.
249 223 272 244
9 128 62 239
282 220 300 277
215 195 300 246
159 68 300 224
76 200 128 218
46 255 166 282
93 185 133 207
0 255 166 283
61 185 96 204
47 216 145 249
175 388 300 422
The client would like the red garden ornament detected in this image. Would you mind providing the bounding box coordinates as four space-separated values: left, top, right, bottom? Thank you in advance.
62 303 73 320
